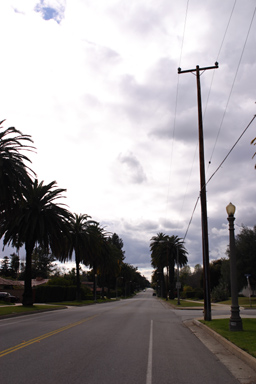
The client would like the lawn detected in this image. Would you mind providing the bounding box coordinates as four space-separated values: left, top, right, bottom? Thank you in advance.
219 297 256 309
0 298 115 316
163 298 204 308
201 318 256 358
51 298 114 306
0 304 66 317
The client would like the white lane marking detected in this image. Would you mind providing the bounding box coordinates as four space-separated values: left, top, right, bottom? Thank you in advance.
146 320 153 384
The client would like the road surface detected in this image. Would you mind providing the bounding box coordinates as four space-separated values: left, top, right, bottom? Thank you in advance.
0 289 247 383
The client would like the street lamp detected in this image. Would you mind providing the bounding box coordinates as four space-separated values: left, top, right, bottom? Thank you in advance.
226 202 243 331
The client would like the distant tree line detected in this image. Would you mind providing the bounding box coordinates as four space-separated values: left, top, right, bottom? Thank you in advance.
0 120 149 305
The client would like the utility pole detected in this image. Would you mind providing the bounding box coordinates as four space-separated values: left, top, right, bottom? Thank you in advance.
178 62 219 321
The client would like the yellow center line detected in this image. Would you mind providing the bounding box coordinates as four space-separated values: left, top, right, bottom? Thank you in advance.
0 314 98 358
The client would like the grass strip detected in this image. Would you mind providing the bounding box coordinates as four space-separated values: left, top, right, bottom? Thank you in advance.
201 318 256 358
161 298 204 307
50 298 114 306
0 305 65 317
218 297 256 308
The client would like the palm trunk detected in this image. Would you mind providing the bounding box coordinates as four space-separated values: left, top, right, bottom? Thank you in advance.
76 257 81 301
169 258 175 299
22 242 34 306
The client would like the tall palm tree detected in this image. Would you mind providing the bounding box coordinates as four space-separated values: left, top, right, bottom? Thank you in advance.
150 233 168 298
167 236 188 299
85 223 109 299
1 179 71 305
0 120 35 217
64 213 96 301
150 233 188 299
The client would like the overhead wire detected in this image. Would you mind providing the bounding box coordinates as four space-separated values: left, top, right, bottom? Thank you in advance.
183 114 256 241
165 0 189 214
208 2 256 166
204 0 237 147
182 1 256 241
178 1 238 234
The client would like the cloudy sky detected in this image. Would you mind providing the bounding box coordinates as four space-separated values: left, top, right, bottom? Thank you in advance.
0 0 256 280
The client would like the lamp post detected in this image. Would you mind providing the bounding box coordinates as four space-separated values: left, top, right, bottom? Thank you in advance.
226 202 243 331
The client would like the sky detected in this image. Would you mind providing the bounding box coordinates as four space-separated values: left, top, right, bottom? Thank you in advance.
0 0 256 281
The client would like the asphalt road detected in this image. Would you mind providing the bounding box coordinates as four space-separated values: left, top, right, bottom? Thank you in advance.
0 289 244 384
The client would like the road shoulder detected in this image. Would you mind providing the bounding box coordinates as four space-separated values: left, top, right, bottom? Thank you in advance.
184 319 256 384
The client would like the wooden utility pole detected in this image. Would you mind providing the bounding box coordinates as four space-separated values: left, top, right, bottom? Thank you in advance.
178 62 219 321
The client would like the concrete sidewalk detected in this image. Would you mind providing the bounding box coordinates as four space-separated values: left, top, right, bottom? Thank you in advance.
161 299 256 383
184 318 256 384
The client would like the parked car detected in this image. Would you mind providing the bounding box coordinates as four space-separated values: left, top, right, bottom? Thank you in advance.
0 292 19 303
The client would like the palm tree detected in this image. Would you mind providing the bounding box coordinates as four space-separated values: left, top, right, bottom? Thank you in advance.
167 236 188 299
1 179 71 305
150 233 188 299
85 223 109 299
0 120 35 217
64 213 96 301
150 233 168 298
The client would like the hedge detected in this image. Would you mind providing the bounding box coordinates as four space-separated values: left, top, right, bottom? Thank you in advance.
35 285 93 302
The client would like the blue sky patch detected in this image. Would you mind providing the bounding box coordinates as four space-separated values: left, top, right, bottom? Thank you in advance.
35 1 65 24
41 7 58 21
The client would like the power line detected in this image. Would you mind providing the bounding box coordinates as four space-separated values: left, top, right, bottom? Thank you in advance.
165 0 189 213
209 3 256 166
178 2 237 225
206 114 256 185
183 114 256 241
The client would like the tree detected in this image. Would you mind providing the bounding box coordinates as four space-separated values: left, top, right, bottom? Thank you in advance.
85 223 110 299
0 256 10 277
32 246 56 278
231 225 256 292
97 234 125 298
169 236 188 299
150 233 168 298
64 213 96 301
0 120 34 221
1 179 71 305
150 233 188 299
10 252 20 278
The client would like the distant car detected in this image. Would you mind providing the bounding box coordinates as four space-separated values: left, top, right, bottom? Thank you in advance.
143 289 146 292
0 292 19 303
152 292 156 296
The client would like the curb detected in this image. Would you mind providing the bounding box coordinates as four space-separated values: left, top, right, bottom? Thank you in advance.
193 319 256 373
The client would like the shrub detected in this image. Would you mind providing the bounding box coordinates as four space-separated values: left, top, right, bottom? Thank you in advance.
211 282 229 302
35 285 93 302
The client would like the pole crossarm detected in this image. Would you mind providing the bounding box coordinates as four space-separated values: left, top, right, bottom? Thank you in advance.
178 62 219 74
